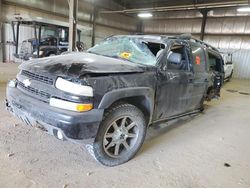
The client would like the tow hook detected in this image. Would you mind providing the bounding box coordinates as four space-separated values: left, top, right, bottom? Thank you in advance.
5 99 13 112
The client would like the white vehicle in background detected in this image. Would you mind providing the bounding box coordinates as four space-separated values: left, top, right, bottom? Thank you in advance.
221 52 234 81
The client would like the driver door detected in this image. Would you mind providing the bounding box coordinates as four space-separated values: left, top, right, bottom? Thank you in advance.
153 41 194 121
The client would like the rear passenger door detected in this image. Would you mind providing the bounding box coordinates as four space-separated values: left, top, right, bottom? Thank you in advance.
188 42 210 109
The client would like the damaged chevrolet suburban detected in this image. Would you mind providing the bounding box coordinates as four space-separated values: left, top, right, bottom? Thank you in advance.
6 35 223 166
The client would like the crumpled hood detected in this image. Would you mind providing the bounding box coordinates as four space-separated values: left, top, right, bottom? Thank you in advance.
19 52 145 77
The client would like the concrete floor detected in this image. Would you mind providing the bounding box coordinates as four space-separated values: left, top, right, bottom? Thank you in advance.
0 78 250 188
0 63 19 83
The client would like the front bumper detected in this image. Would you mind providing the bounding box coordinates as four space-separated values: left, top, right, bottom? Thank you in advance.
6 85 104 140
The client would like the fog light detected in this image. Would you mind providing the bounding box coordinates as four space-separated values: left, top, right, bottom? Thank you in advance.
57 130 64 140
8 80 17 88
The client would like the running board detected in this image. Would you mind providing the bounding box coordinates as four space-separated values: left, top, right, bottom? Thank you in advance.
150 109 201 125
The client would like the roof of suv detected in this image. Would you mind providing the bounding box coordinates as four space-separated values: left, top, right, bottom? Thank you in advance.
109 34 219 53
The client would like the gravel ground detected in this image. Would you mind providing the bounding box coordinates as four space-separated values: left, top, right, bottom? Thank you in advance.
0 80 250 188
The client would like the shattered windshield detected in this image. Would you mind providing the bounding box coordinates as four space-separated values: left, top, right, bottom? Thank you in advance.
87 37 157 66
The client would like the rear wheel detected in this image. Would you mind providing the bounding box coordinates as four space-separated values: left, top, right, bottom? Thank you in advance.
228 71 233 82
93 103 147 166
200 97 205 112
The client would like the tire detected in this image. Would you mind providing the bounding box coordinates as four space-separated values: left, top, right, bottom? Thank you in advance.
48 53 56 57
200 97 205 112
93 103 147 166
228 71 233 82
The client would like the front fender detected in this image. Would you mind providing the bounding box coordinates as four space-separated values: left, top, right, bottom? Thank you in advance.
98 87 155 123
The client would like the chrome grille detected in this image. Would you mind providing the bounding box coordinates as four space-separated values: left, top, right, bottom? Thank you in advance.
21 70 54 85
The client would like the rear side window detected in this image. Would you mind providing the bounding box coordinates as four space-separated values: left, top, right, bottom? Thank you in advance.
191 45 206 73
208 52 223 73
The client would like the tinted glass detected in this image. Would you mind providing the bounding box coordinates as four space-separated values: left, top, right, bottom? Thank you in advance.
191 45 206 72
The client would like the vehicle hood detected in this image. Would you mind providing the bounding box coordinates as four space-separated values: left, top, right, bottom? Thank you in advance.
19 52 146 77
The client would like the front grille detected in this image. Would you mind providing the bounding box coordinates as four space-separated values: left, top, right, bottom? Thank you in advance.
18 81 51 100
21 70 54 85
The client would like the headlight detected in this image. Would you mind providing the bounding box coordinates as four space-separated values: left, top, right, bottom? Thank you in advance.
55 77 93 97
50 98 93 112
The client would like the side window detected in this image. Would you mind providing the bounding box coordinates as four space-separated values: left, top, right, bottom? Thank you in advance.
144 42 165 57
166 44 189 71
40 38 57 46
191 45 206 73
208 52 223 72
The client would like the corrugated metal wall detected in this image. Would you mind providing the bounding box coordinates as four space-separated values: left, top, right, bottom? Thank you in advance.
231 50 250 79
0 23 3 62
0 0 3 62
143 8 250 79
144 19 202 35
204 36 250 50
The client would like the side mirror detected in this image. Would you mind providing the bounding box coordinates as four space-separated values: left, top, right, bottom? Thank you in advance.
167 52 182 64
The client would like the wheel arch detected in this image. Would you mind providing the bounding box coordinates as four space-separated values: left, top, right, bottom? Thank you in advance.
98 87 155 125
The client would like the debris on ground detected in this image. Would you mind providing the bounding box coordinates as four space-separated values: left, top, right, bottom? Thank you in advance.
14 123 19 127
29 158 39 164
239 92 250 96
224 163 231 167
87 172 94 176
226 89 238 93
7 153 14 157
63 184 69 188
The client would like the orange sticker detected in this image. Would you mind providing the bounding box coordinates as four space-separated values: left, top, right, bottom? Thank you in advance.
196 56 201 65
120 52 132 59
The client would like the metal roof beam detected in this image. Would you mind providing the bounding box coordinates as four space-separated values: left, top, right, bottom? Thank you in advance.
100 1 249 14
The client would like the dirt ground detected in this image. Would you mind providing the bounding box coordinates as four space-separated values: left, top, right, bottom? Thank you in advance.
0 79 250 188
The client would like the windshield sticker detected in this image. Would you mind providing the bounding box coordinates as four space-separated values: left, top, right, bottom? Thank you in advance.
196 56 201 65
120 52 132 59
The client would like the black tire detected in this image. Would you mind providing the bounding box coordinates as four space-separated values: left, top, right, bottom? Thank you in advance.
93 103 147 166
228 71 233 82
48 53 56 57
200 97 205 112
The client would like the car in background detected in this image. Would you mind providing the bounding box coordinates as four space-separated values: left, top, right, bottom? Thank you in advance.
221 52 234 81
16 28 85 61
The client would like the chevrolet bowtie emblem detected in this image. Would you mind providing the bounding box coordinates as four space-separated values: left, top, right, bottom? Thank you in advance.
23 79 31 87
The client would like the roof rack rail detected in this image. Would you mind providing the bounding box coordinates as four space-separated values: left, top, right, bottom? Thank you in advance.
165 33 219 52
189 36 219 52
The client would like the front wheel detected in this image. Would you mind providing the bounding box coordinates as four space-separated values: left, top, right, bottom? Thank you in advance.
93 103 147 166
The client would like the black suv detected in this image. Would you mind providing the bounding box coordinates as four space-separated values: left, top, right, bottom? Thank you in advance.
6 35 224 166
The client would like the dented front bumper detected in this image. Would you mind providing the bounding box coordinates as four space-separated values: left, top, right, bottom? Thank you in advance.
6 84 104 140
